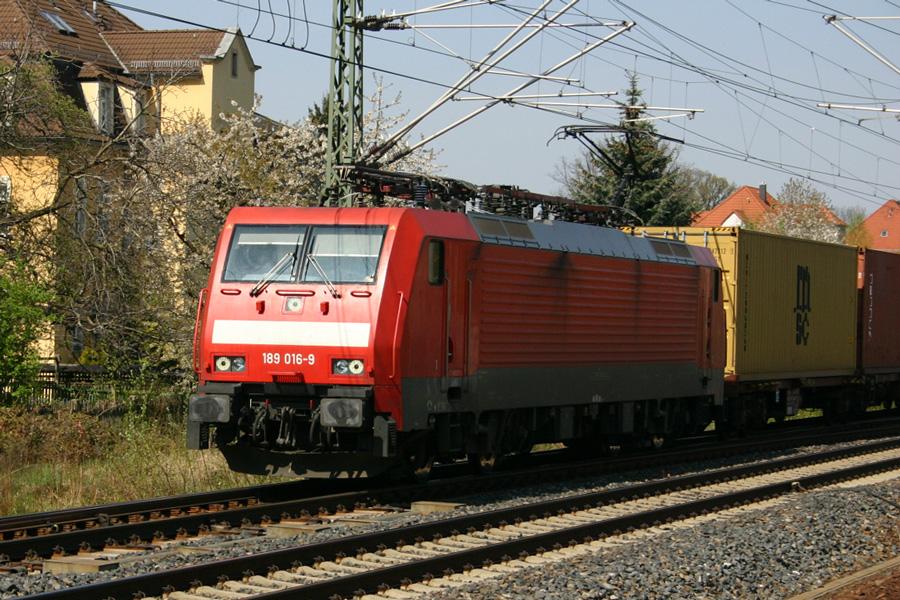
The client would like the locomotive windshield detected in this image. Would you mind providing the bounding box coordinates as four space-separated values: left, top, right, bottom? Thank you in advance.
222 224 386 284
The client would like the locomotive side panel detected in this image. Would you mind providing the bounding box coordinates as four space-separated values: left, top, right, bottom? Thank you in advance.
375 211 481 431
466 245 719 410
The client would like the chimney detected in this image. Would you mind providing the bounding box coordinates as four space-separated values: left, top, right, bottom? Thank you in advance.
759 183 767 204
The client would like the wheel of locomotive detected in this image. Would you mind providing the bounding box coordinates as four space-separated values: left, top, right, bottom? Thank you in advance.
467 450 500 474
401 438 435 483
515 431 534 456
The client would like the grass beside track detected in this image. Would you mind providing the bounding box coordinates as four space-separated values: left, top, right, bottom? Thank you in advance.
0 406 273 516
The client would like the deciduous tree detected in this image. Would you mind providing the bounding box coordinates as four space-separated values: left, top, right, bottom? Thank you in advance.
105 79 440 370
746 178 845 243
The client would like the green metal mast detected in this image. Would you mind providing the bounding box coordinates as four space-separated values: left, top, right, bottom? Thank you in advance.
324 0 365 206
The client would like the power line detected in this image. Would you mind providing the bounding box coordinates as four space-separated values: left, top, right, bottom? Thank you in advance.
113 1 900 206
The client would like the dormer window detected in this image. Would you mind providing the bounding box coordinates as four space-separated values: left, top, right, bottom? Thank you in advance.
882 230 889 238
80 8 99 24
40 11 77 36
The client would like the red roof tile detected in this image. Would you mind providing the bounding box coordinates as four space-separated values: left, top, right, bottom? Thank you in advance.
1 0 141 68
692 185 775 226
103 29 229 74
0 2 229 76
692 184 845 229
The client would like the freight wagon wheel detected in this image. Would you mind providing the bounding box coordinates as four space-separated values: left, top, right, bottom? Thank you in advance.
467 451 500 474
402 440 435 483
650 435 667 450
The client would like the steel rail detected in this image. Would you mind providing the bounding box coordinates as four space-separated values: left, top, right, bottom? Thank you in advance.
19 438 900 600
2 419 898 564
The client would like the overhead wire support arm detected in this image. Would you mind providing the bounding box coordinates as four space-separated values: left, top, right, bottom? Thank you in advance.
388 21 635 164
817 104 900 113
366 0 583 165
824 14 900 78
452 92 618 101
322 0 517 205
818 103 900 125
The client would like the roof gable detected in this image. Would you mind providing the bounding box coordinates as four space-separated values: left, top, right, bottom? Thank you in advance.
693 185 775 227
860 199 900 251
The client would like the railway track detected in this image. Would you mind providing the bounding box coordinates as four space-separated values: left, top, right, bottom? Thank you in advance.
12 434 900 600
1 418 895 567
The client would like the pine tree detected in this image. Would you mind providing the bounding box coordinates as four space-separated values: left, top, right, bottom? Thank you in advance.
563 75 698 226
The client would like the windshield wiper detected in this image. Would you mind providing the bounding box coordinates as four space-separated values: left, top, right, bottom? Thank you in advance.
306 254 341 299
289 234 304 279
249 252 293 297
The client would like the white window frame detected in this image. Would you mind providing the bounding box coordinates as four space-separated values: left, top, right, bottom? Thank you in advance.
0 175 10 244
131 91 146 134
0 175 10 208
97 82 114 135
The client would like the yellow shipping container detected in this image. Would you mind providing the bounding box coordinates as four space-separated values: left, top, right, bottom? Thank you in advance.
626 227 858 383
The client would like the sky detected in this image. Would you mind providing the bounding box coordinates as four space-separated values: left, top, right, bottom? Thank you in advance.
113 1 900 214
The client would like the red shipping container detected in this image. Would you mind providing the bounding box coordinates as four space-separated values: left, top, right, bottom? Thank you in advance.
857 248 900 373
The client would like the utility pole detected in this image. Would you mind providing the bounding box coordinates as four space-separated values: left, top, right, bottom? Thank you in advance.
324 0 365 206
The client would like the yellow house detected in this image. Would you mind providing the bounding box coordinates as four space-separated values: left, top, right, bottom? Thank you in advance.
0 0 260 368
103 28 259 133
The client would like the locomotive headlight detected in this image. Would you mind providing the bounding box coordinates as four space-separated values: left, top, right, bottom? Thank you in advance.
332 358 365 376
285 297 304 312
214 356 246 372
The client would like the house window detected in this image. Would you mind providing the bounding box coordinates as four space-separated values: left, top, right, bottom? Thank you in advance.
0 175 10 246
40 10 77 36
96 184 110 243
70 325 84 358
131 90 146 134
231 52 239 77
882 231 889 237
80 8 99 24
74 178 88 236
97 82 114 135
0 175 10 207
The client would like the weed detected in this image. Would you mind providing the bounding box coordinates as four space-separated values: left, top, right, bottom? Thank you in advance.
0 406 273 516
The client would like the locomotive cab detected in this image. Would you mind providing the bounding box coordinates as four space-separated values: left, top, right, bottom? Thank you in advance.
188 209 403 478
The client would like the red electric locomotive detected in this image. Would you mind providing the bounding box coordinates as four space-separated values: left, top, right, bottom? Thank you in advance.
188 206 726 479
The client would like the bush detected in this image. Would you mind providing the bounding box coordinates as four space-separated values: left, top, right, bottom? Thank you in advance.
0 406 116 465
0 257 54 403
0 401 274 516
